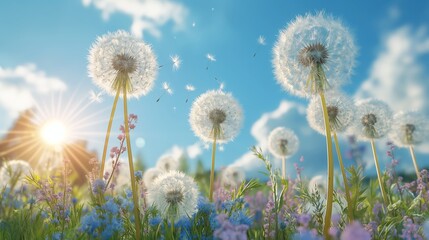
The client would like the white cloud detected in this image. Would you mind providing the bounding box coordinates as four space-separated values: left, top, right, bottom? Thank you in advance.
0 64 67 117
83 0 188 38
186 142 203 159
355 26 429 154
161 142 203 161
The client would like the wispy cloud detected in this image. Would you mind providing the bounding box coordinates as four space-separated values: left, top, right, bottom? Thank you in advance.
82 0 189 38
0 64 67 117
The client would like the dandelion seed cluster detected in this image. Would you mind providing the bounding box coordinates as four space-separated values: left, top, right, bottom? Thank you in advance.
156 155 179 172
0 160 32 189
221 166 245 188
352 99 393 140
143 168 163 187
267 127 299 158
189 90 243 143
273 12 356 98
307 91 355 135
390 111 428 147
88 30 158 98
147 171 199 221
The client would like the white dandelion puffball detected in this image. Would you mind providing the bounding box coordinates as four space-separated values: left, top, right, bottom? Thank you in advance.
273 12 356 98
390 111 428 147
143 168 163 187
156 154 179 172
268 127 299 158
88 30 158 98
307 91 355 135
189 90 243 144
147 171 199 221
0 160 32 189
352 99 393 141
308 175 326 195
221 166 245 188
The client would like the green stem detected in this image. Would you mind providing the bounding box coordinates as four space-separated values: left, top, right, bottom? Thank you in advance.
123 82 141 239
281 156 286 180
370 139 389 205
99 88 121 179
333 132 353 222
209 134 217 202
319 92 334 238
409 146 421 179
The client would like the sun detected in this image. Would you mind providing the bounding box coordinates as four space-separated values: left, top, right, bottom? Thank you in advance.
40 120 68 147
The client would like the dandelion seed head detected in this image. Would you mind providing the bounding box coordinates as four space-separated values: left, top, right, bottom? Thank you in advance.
390 111 428 147
170 54 181 70
307 91 355 135
88 30 158 98
267 127 299 158
206 54 216 62
221 166 245 188
273 12 356 98
156 155 179 172
147 171 199 221
257 35 266 45
352 99 392 140
0 160 32 189
143 168 163 187
189 90 243 144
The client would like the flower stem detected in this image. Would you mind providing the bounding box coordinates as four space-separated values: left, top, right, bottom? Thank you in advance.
333 132 352 222
370 139 389 205
99 88 121 179
209 134 217 202
409 146 421 179
319 92 334 238
281 156 286 180
122 82 141 239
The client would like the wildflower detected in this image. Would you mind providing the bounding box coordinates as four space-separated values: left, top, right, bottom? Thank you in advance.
134 171 143 181
0 160 32 189
267 127 299 158
213 214 249 240
156 154 179 172
146 171 199 222
273 12 356 98
170 54 181 70
307 91 355 134
88 30 158 98
92 179 106 195
400 217 424 240
190 90 243 144
221 166 245 188
143 168 163 187
352 99 392 140
340 221 371 240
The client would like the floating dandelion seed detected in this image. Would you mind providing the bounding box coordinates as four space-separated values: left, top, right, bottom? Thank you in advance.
156 155 179 172
258 35 266 45
190 90 243 201
89 90 103 103
147 171 199 222
0 160 33 189
170 54 181 71
143 168 163 187
190 90 243 144
307 91 355 135
88 30 158 98
206 54 216 62
273 12 356 98
221 166 245 188
390 111 428 179
268 127 299 179
157 82 173 102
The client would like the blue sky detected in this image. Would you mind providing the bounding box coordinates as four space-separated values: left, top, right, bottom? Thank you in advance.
1 0 428 179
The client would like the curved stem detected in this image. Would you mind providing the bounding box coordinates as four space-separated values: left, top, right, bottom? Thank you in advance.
333 132 352 222
281 156 286 180
99 88 121 179
319 92 334 238
370 139 389 205
409 146 421 179
209 134 217 202
123 83 141 239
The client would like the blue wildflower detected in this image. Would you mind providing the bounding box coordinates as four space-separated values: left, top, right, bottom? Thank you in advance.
92 179 105 194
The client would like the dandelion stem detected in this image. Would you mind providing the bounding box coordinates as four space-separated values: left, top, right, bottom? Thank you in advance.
409 146 421 179
209 133 217 202
99 88 120 179
281 156 286 180
333 132 352 222
370 139 389 205
123 81 141 239
319 92 334 238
